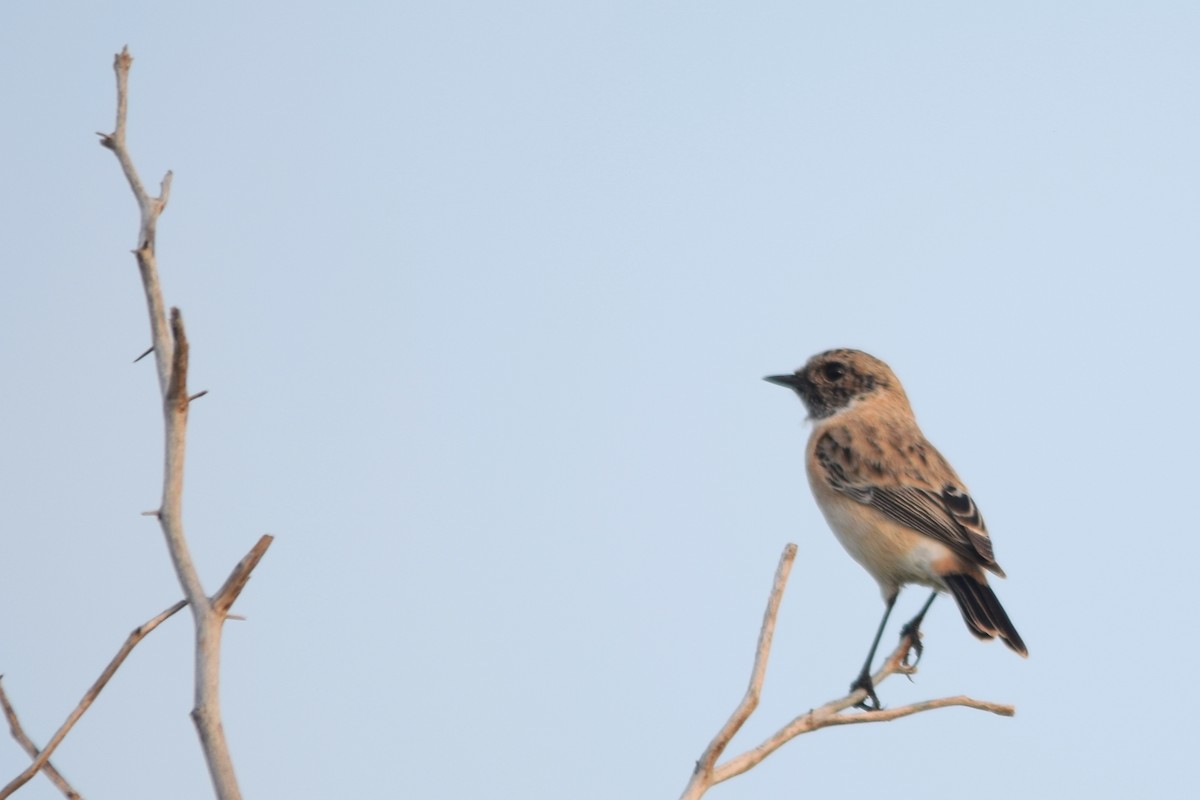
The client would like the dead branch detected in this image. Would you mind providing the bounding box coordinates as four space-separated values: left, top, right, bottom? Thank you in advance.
0 601 188 799
679 544 1015 800
0 679 81 799
96 46 272 800
685 544 796 793
0 45 273 800
213 535 275 616
97 47 173 394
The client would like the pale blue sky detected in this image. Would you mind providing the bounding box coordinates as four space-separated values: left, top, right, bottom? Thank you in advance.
2 2 1197 798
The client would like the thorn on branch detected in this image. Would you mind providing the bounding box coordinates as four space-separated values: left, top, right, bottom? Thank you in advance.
188 390 208 403
134 345 154 363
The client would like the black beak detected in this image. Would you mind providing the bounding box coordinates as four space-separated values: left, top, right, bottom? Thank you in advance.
764 373 804 389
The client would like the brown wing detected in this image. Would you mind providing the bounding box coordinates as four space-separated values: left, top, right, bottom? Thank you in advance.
813 429 1004 576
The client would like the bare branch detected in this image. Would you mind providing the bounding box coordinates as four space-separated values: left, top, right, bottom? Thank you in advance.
155 305 207 614
709 636 1013 785
820 695 1015 726
0 679 81 799
98 47 269 800
212 535 274 616
684 544 795 795
0 601 188 800
96 49 146 204
679 544 1016 799
99 46 173 392
134 241 173 393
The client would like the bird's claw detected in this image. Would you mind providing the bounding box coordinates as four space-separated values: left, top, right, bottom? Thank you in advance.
850 672 882 711
899 622 924 667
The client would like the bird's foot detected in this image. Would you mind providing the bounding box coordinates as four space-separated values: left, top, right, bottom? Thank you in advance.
898 621 924 668
850 670 881 711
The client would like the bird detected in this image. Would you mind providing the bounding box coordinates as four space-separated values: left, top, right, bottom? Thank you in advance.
764 349 1025 709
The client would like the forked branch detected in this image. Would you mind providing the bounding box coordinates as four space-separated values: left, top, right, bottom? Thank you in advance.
96 46 272 800
679 544 1014 800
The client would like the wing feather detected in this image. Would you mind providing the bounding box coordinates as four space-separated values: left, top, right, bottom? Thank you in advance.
813 429 1004 575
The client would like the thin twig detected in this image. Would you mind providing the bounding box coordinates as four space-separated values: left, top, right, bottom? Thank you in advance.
0 679 82 799
0 601 188 800
822 695 1015 725
709 636 1013 785
684 544 796 796
98 46 173 394
679 544 1016 799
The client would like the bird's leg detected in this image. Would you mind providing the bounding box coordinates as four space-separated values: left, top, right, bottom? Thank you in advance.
851 594 897 710
899 591 938 667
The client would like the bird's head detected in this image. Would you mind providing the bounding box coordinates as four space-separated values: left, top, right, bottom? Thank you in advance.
764 349 908 419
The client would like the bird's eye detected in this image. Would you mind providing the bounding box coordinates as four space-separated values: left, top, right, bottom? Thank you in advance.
822 362 846 381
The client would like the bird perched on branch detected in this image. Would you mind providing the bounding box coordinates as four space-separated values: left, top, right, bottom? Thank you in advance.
765 349 1026 709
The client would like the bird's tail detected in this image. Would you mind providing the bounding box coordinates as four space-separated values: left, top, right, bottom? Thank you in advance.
943 573 1028 657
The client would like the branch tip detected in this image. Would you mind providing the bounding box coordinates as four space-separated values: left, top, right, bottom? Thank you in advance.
212 535 275 616
157 171 173 210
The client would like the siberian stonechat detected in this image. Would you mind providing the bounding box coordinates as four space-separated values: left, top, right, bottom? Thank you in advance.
766 349 1025 708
